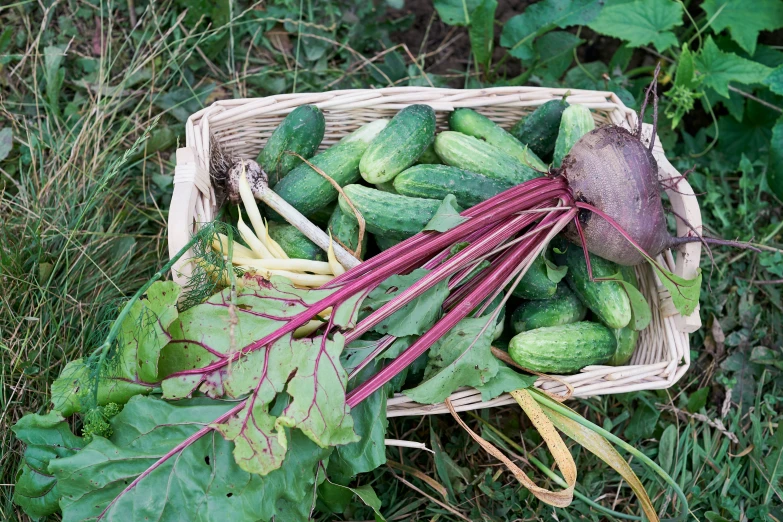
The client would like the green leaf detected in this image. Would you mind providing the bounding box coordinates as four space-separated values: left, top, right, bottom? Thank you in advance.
624 403 660 439
768 117 783 200
701 0 783 55
362 268 450 337
44 45 66 116
321 480 386 521
589 0 683 52
652 264 702 316
695 37 772 98
51 281 181 415
716 98 778 163
474 366 538 401
49 396 330 522
533 31 583 81
687 386 710 412
430 427 471 502
500 0 604 60
404 316 500 404
11 412 84 519
0 127 12 161
544 256 568 284
424 194 467 232
764 64 783 96
658 424 677 474
469 0 497 69
606 272 652 331
433 0 482 26
675 44 699 90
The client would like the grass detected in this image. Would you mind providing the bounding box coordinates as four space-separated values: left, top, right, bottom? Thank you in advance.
1 1 781 521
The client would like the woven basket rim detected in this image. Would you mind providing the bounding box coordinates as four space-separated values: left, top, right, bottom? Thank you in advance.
166 86 701 411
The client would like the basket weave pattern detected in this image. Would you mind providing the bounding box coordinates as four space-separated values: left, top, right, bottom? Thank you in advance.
168 87 702 415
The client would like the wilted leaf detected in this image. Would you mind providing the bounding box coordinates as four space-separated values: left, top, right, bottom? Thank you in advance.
589 0 683 52
701 0 783 55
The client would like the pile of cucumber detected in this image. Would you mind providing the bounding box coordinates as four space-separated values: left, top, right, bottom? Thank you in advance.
251 98 647 375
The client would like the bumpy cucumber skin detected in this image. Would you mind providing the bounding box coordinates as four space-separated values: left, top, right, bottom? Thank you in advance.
608 326 639 366
434 131 540 185
272 121 387 220
557 245 632 329
360 104 436 184
510 98 569 163
374 235 401 251
511 255 558 300
258 105 326 186
416 143 442 165
449 109 547 171
339 184 440 240
393 164 512 209
509 322 617 374
510 286 587 334
267 222 325 261
327 205 365 259
553 104 595 168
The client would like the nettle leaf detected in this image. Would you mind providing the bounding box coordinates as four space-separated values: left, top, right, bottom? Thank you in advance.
156 277 360 476
361 268 450 337
12 412 83 519
500 0 604 60
653 265 702 317
589 0 683 52
469 0 497 69
49 396 330 522
424 194 467 233
51 281 181 415
475 366 538 401
433 0 483 26
701 0 783 56
695 37 772 98
404 315 500 404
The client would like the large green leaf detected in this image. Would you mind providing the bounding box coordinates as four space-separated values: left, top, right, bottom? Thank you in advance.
51 281 181 415
500 0 604 60
433 0 483 26
469 0 497 69
701 0 783 55
474 366 537 401
49 396 330 522
695 37 772 98
404 316 500 404
12 412 84 519
533 31 583 81
589 0 683 52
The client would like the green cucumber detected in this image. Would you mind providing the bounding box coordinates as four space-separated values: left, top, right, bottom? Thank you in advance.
360 104 436 183
510 97 569 163
509 322 617 374
375 235 401 251
510 286 587 334
511 255 558 300
257 105 326 186
375 181 398 194
267 222 325 261
553 104 595 168
609 326 639 366
393 164 512 209
434 131 540 185
417 143 442 165
327 205 365 259
556 244 632 329
271 120 388 220
306 203 335 227
338 184 440 240
449 109 547 171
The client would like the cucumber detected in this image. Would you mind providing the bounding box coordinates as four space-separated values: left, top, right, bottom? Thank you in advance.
338 184 440 240
393 164 512 209
375 180 398 194
417 143 442 165
327 205 365 259
510 286 587 334
509 322 617 374
272 120 388 220
257 105 326 186
306 202 335 227
449 109 547 171
556 244 632 329
553 104 595 168
510 255 558 300
267 222 325 261
608 326 639 366
510 97 569 163
434 131 540 185
360 104 436 183
375 235 401 251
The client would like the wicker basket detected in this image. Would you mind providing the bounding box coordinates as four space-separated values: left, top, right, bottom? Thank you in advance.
167 87 702 415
